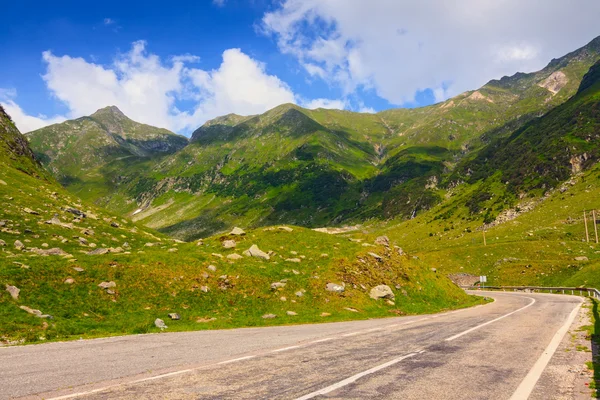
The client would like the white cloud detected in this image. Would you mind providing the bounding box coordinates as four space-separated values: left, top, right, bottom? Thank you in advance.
302 98 346 110
213 0 226 7
1 100 66 132
9 42 339 135
262 0 600 104
103 18 115 25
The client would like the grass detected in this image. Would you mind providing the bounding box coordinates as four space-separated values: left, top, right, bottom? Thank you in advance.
582 298 600 396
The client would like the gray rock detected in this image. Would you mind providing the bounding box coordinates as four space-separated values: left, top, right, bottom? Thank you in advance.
207 265 217 272
222 240 236 249
431 268 437 272
6 285 20 300
271 282 286 290
23 207 39 215
375 236 390 247
395 246 405 255
344 307 359 312
368 252 383 261
295 290 305 297
155 318 168 330
19 305 52 319
574 256 589 261
73 267 85 272
286 311 298 316
278 226 293 232
30 247 70 256
64 278 75 284
78 237 89 245
98 281 116 289
370 285 395 300
14 240 24 250
244 244 270 260
285 258 301 263
106 289 115 295
0 239 6 246
168 313 181 320
262 313 277 319
226 253 243 260
200 286 209 293
229 227 246 236
326 283 345 293
87 248 109 255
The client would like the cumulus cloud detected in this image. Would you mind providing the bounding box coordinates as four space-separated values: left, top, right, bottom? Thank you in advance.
302 98 346 110
262 0 600 104
8 42 343 134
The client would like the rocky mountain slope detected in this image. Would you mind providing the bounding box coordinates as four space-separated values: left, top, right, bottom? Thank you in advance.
1 106 475 345
26 36 600 240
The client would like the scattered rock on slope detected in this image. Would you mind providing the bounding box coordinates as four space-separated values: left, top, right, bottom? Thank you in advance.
326 283 345 293
370 285 395 300
375 236 390 247
229 227 246 236
244 244 270 260
6 285 20 300
155 318 168 330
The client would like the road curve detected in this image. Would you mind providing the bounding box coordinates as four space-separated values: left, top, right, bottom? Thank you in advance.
1 291 584 400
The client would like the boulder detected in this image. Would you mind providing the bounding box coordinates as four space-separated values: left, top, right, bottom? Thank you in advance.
286 311 298 316
285 258 301 263
229 227 246 236
31 247 70 256
0 239 5 246
222 240 236 249
320 312 331 317
295 290 305 297
64 278 75 284
6 285 20 300
207 265 217 272
168 313 181 320
574 256 589 261
20 305 52 319
87 248 109 255
375 236 390 247
271 282 286 290
244 245 270 260
278 226 293 232
155 318 168 330
98 281 116 289
200 286 209 293
368 252 383 261
262 314 277 319
226 253 243 260
369 285 395 300
14 240 24 250
23 208 39 215
325 283 345 293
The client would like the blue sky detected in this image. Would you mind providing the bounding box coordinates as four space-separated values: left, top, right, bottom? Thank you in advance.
1 0 599 135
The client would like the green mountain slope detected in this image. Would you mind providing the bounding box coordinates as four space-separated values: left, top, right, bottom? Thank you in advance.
26 36 600 240
1 105 477 345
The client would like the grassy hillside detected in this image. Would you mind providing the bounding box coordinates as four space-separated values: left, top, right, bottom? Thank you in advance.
26 37 600 240
0 106 479 345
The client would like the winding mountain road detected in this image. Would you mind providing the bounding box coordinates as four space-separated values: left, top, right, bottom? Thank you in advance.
1 291 587 399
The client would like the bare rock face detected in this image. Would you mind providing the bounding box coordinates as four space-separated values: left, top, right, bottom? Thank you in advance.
369 285 395 300
538 71 568 94
6 285 20 300
244 244 270 260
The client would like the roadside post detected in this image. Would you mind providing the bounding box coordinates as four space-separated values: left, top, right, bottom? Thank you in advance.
480 275 487 290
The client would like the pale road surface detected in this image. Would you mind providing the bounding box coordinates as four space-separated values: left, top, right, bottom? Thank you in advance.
0 291 587 400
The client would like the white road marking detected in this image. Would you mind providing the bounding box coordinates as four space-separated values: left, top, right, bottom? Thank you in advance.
508 299 583 400
311 338 334 343
445 297 536 341
293 351 424 400
341 331 361 337
218 355 256 364
272 345 302 353
132 369 193 383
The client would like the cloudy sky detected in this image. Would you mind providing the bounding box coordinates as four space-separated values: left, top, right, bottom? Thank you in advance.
1 0 599 135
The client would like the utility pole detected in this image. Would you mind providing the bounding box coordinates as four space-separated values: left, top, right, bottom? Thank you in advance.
584 211 590 243
594 210 599 244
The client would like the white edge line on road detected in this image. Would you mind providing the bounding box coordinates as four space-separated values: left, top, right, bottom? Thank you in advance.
217 355 257 364
132 369 193 383
272 345 302 353
311 338 334 343
445 297 536 341
509 299 583 400
293 351 424 400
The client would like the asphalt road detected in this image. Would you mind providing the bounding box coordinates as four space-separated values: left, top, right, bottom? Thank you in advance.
1 291 585 400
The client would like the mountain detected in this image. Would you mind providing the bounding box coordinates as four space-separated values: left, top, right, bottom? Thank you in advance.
25 36 600 240
1 104 475 345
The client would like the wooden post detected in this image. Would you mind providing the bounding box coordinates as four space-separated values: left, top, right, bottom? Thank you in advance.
594 210 599 244
483 229 487 246
584 211 590 243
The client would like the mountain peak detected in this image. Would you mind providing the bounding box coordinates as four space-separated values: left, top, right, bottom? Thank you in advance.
91 105 126 118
